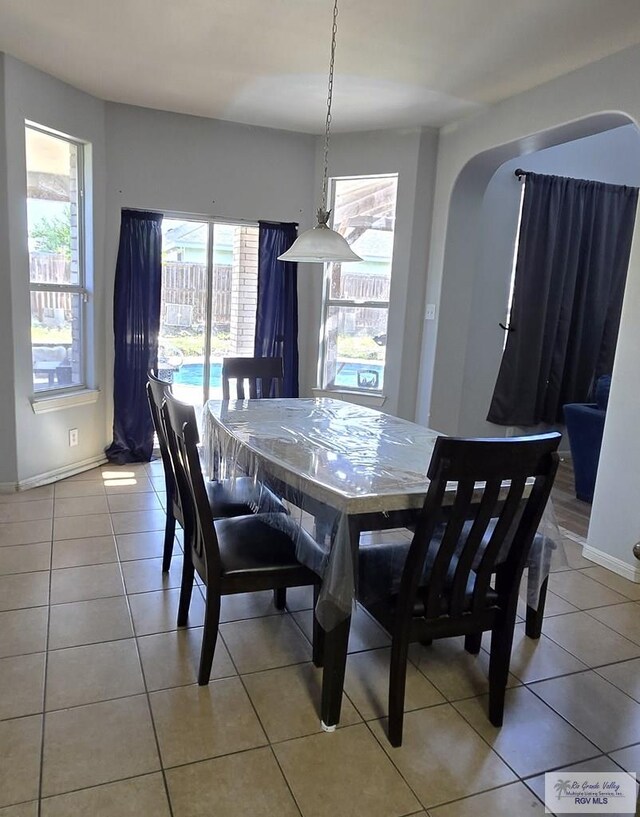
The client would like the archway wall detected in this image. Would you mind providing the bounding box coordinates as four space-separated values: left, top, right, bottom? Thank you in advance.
416 43 640 576
458 124 640 440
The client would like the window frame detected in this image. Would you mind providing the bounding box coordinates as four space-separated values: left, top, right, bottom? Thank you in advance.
26 122 89 396
502 180 526 350
318 173 397 394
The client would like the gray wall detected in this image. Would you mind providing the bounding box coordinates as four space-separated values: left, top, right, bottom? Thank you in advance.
0 55 18 484
458 124 640 437
103 103 317 424
306 126 439 419
2 55 107 484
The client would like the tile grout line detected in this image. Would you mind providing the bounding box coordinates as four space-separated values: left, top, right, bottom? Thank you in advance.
126 520 318 813
108 501 177 817
35 510 54 817
448 686 605 787
524 675 640 754
215 614 306 817
360 716 430 811
536 609 640 663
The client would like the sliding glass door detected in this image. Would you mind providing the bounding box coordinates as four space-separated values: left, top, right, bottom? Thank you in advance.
159 217 259 405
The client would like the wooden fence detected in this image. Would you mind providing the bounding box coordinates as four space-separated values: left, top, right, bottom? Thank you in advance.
29 257 233 329
30 255 74 323
160 262 231 328
338 272 390 302
29 256 389 331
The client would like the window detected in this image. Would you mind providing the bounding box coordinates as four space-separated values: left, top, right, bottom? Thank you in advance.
160 217 259 405
503 181 526 349
26 125 88 393
319 174 398 392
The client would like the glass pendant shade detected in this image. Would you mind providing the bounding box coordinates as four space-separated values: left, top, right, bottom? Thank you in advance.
278 222 362 263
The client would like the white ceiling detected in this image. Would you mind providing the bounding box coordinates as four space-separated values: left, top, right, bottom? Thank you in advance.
2 0 640 133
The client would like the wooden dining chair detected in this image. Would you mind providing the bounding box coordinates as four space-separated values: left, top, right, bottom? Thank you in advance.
162 390 322 685
146 371 287 573
357 432 560 746
221 356 283 399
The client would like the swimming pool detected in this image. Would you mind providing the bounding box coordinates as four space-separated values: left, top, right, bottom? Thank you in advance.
173 361 384 391
173 362 223 388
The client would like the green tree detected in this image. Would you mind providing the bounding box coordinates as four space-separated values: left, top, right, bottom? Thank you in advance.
31 204 71 258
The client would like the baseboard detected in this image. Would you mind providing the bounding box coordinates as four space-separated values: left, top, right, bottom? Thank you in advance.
0 454 108 494
559 526 587 547
581 543 640 583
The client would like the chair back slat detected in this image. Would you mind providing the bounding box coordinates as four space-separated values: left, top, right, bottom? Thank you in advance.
146 371 176 503
162 393 222 584
492 471 556 588
424 477 475 619
221 357 283 400
392 472 449 623
398 433 560 626
448 477 502 617
470 475 527 614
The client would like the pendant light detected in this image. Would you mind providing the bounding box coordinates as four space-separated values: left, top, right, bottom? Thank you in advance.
278 0 362 264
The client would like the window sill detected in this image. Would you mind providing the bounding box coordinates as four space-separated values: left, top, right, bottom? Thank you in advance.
31 388 101 415
312 388 387 409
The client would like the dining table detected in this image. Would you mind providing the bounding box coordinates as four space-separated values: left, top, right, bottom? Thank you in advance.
202 397 561 730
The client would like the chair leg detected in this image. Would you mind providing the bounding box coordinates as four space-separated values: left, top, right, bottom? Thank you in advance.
177 552 195 628
314 511 333 546
312 584 325 668
464 633 482 654
273 588 287 610
525 576 548 640
162 511 176 573
488 615 517 727
388 628 412 747
198 591 221 686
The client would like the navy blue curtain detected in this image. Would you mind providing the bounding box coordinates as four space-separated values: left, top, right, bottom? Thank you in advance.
488 172 638 426
106 210 163 463
255 222 299 397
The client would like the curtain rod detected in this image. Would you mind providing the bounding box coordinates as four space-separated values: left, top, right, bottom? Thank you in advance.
121 206 298 227
514 168 528 180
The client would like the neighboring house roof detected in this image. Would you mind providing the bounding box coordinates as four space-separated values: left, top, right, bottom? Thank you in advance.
163 222 236 254
164 221 392 269
350 229 393 261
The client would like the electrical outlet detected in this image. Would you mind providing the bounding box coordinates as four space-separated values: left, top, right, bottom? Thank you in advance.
425 303 437 321
69 428 79 447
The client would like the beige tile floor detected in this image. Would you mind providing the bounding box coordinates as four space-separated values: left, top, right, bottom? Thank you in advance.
1 460 639 816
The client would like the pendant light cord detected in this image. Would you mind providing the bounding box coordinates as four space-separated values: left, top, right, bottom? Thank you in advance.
275 0 362 261
320 0 339 215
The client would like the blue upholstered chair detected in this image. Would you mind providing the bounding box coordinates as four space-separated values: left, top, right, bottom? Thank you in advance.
563 375 611 502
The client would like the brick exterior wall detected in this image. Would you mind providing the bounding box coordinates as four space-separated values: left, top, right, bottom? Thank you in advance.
229 226 259 356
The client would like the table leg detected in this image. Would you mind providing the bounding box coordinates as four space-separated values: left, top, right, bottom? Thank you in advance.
312 584 325 668
320 516 360 731
320 614 351 730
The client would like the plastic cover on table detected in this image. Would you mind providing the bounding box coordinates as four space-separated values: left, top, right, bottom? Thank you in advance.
202 398 567 630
